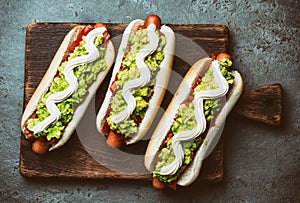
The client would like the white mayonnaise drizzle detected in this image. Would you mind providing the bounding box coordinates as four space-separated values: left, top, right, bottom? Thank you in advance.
159 60 229 176
110 24 159 124
32 27 106 134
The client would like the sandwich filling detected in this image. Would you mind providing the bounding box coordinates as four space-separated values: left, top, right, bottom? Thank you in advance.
26 27 108 141
102 24 166 138
153 58 234 183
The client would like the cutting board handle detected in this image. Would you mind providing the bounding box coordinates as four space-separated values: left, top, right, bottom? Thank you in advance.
235 83 283 126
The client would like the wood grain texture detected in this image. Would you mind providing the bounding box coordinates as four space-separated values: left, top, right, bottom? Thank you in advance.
20 23 229 183
236 83 282 125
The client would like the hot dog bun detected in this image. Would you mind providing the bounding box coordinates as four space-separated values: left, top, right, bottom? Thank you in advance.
21 24 115 151
145 57 243 186
96 17 175 145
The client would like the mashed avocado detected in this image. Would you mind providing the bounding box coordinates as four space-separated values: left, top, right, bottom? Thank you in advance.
171 102 197 135
27 35 107 141
153 58 235 183
194 67 218 93
153 137 203 183
107 29 166 137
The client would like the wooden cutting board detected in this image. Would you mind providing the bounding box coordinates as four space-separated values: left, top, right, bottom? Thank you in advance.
20 23 230 183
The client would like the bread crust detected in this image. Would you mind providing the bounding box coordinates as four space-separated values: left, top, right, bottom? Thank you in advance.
21 25 115 151
144 57 244 186
96 19 175 144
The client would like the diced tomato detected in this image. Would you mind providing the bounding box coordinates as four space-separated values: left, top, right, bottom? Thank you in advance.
133 116 142 124
82 25 94 36
163 132 173 146
69 24 95 55
102 121 110 134
211 53 217 60
193 77 202 88
110 80 117 93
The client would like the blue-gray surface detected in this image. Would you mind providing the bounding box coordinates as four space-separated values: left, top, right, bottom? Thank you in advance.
0 0 299 202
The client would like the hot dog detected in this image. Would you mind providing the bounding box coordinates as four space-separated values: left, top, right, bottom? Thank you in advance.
21 23 115 154
144 54 244 189
96 15 175 147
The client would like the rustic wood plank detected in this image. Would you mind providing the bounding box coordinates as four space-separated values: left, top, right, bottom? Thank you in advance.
236 83 282 126
21 23 228 183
